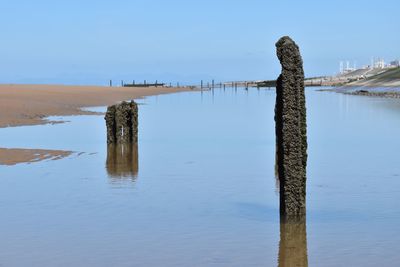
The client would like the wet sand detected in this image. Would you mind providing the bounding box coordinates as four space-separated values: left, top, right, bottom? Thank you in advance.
0 84 192 128
345 90 400 98
0 148 73 166
323 86 400 99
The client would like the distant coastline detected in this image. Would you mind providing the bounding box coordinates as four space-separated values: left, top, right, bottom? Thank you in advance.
303 67 400 88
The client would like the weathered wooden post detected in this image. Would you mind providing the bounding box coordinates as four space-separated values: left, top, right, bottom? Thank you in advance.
105 101 139 178
212 79 215 90
200 80 203 89
275 36 307 221
109 80 112 87
105 101 138 145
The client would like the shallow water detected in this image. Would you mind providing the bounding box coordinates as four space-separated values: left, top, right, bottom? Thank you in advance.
1 88 400 266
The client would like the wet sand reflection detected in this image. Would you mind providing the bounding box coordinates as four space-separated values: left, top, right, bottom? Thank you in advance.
278 217 308 267
106 144 139 181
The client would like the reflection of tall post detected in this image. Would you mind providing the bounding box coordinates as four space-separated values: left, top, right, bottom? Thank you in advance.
275 36 307 221
105 101 138 144
278 218 308 267
106 144 139 179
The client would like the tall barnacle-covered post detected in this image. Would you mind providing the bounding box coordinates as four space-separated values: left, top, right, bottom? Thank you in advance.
275 36 308 221
105 101 138 144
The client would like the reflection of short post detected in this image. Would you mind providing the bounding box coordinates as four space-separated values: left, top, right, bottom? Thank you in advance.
278 218 308 267
105 101 138 144
106 143 139 179
275 36 307 221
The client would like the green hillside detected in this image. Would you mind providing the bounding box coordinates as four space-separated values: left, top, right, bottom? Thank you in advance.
349 67 400 87
368 67 400 82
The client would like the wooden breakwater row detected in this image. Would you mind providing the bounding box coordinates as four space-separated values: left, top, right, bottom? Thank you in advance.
108 79 277 89
108 77 351 89
109 80 166 87
200 79 334 89
200 80 277 89
123 82 165 88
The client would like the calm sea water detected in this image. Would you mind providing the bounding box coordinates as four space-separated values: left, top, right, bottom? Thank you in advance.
1 87 400 267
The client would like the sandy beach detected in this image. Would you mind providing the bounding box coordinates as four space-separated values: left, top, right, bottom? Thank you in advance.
0 84 192 165
0 84 191 128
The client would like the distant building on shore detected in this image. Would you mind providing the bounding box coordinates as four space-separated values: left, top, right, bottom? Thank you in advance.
338 57 399 76
372 58 385 69
390 60 400 67
339 60 356 74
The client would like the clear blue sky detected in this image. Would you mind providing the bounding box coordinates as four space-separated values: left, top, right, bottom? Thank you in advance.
1 0 399 85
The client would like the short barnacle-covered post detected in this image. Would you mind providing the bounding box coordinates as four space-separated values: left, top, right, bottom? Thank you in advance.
105 101 138 144
275 36 307 221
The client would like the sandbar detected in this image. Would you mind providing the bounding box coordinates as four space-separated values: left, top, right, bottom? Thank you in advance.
0 84 192 128
0 148 73 166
